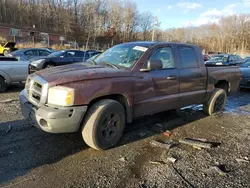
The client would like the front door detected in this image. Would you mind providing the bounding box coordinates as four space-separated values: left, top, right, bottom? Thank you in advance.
62 51 75 65
134 46 180 117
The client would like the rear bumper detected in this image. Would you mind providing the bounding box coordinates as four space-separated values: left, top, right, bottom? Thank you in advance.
20 90 87 133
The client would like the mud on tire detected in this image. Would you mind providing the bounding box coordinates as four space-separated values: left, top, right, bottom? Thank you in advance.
81 99 126 150
203 88 227 115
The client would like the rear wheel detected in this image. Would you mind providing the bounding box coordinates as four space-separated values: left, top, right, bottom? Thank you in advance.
82 99 126 150
0 76 7 92
45 64 54 68
203 88 227 115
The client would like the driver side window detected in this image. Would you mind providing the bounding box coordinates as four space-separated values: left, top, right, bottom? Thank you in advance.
65 51 75 57
149 47 175 69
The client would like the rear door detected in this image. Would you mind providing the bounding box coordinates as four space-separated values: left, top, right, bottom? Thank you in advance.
38 49 51 57
177 46 207 106
75 51 88 62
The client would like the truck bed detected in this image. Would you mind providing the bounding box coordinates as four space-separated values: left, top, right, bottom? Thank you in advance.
206 65 241 93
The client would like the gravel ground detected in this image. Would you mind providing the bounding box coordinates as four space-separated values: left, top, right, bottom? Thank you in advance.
0 85 250 188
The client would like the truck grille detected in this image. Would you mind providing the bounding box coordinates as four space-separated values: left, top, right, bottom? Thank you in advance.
25 75 48 106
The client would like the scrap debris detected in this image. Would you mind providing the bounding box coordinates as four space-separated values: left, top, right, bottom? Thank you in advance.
236 157 249 163
167 157 177 163
163 130 172 137
179 138 219 149
149 140 174 149
0 99 14 103
119 157 126 162
149 161 165 165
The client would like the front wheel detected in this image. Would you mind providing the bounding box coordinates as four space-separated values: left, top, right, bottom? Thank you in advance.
3 50 9 56
203 88 227 115
82 99 126 150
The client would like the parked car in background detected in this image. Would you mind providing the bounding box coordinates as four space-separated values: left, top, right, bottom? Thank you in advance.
85 52 102 62
86 50 102 57
244 56 250 62
205 54 243 66
203 54 211 61
20 42 240 150
0 58 29 92
239 59 250 88
45 47 57 53
29 50 99 72
7 48 52 61
0 41 17 56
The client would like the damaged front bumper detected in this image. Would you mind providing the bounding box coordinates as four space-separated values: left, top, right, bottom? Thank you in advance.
19 90 87 133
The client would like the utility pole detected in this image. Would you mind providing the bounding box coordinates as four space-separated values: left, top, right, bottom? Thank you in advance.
152 16 158 42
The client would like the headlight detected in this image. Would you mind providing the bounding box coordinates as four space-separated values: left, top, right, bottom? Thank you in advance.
31 59 45 65
48 86 74 106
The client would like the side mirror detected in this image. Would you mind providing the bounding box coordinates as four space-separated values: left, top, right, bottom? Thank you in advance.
140 60 163 72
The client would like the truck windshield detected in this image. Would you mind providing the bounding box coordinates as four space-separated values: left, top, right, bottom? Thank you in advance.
94 44 148 69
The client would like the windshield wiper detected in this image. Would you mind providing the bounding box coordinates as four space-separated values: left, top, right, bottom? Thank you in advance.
99 62 119 69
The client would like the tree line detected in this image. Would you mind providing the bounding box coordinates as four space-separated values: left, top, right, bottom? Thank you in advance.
159 14 250 54
0 0 156 45
0 0 249 53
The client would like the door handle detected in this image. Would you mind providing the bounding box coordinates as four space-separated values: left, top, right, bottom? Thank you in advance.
167 76 176 80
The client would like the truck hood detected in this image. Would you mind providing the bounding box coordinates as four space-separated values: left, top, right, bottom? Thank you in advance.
36 63 132 85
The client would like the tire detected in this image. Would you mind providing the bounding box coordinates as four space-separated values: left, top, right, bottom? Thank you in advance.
0 76 7 92
3 50 9 56
82 99 126 150
203 88 227 115
44 64 54 68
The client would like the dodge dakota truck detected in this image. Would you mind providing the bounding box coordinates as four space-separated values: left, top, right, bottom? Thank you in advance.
20 42 241 150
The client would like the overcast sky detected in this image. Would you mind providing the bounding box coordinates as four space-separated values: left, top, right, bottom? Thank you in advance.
136 0 250 29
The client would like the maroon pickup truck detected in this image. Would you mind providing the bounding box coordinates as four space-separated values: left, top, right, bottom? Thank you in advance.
20 42 241 150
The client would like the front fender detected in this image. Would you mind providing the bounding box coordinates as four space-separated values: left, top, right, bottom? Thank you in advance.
0 70 12 84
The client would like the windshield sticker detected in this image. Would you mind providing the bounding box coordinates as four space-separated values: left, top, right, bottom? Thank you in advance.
133 46 148 52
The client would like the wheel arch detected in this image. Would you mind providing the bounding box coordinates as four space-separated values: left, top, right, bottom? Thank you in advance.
87 94 133 123
215 80 230 94
0 70 11 84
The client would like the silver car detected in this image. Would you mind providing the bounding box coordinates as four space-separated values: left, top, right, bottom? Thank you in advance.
8 48 52 61
0 57 30 92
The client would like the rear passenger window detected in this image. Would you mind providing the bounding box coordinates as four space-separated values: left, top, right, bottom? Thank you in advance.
179 47 198 68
